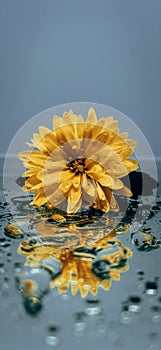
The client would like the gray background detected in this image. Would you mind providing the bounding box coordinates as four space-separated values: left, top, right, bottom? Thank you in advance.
0 0 161 160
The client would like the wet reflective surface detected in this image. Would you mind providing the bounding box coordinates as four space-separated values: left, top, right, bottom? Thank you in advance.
0 181 161 350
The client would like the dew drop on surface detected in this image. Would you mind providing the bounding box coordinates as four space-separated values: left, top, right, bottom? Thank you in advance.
45 336 60 347
91 259 110 280
18 267 51 297
85 306 101 316
23 296 42 316
128 295 142 313
86 297 100 305
145 281 158 295
129 304 142 313
74 321 86 332
120 311 131 325
151 314 161 324
48 324 60 333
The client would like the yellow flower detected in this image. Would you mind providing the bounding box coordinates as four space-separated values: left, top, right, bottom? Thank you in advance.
19 107 138 214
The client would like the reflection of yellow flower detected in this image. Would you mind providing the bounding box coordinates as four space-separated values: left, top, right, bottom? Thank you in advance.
18 226 132 298
19 107 138 214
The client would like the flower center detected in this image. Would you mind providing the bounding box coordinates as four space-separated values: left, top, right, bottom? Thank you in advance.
66 158 86 174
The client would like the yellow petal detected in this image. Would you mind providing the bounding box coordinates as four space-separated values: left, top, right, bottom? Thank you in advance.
25 176 42 190
43 172 61 187
60 170 75 183
81 174 96 198
116 186 132 197
60 179 72 193
96 183 106 201
110 271 120 281
33 189 47 206
46 186 65 207
52 115 62 130
86 107 97 124
123 158 138 172
67 186 82 214
18 151 47 168
72 174 81 189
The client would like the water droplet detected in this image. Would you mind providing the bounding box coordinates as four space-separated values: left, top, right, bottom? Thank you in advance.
17 267 51 298
45 336 60 347
86 298 100 305
129 304 142 313
129 295 141 303
120 311 131 325
74 321 86 336
91 259 110 280
74 311 86 322
85 306 101 316
137 270 144 276
48 324 60 333
23 296 42 316
151 305 161 312
145 281 158 295
151 314 161 323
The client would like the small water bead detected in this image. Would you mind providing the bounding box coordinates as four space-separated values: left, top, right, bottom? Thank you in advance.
129 304 142 313
23 295 42 316
45 336 60 347
151 305 161 312
145 281 158 295
151 314 161 324
17 267 51 298
137 270 145 276
85 306 101 316
91 259 110 280
129 295 141 312
48 324 60 333
120 311 131 325
74 321 86 333
75 311 86 322
86 298 100 305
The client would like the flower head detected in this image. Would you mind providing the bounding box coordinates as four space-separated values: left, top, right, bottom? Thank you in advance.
19 107 138 214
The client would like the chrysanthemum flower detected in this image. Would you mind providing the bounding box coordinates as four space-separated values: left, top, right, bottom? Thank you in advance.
19 107 138 214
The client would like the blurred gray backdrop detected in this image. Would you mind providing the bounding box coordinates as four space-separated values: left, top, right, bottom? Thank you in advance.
0 0 161 160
